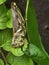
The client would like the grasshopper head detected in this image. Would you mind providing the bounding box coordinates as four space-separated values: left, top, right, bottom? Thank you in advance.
11 2 17 10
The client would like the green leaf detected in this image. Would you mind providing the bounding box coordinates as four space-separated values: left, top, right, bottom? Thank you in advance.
29 44 46 60
6 53 14 64
7 9 12 19
0 5 7 16
6 53 34 65
0 29 28 56
26 0 48 56
0 5 8 29
7 9 12 28
26 0 44 50
0 29 12 45
11 48 24 56
0 6 12 29
0 17 8 29
7 19 12 28
38 58 49 65
0 59 4 65
0 0 6 5
0 29 13 51
25 0 49 64
22 39 28 51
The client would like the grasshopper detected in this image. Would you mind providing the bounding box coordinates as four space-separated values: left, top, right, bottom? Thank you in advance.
11 2 26 48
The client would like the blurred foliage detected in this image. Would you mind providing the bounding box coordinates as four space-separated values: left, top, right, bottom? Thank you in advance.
0 59 4 65
0 0 6 5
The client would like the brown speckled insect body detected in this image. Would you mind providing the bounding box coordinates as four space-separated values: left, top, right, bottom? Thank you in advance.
11 2 26 48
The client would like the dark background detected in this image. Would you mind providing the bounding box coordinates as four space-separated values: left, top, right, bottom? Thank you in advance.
33 0 49 54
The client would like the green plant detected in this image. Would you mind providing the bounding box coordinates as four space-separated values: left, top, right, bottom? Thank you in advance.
0 0 49 65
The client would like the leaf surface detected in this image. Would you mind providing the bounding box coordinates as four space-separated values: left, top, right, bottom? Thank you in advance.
25 0 49 64
6 53 34 65
0 0 6 5
0 59 4 65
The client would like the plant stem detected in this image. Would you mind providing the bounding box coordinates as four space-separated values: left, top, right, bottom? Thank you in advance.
25 0 29 19
0 48 9 65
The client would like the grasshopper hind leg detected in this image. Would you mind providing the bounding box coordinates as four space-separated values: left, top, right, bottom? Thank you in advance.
12 34 24 48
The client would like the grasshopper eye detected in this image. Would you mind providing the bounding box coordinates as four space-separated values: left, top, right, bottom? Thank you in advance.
14 2 16 6
11 2 16 7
